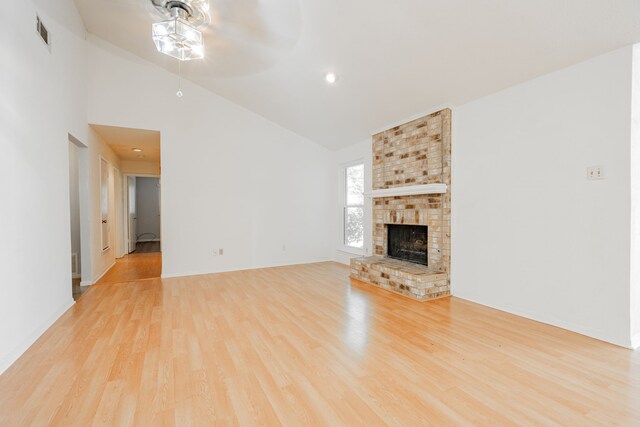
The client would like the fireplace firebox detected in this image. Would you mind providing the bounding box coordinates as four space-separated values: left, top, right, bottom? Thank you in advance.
387 224 428 266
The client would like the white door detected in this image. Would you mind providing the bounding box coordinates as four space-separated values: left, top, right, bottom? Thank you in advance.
127 176 137 253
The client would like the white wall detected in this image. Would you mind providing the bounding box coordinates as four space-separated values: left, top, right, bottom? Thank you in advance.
630 45 640 349
87 37 334 277
333 139 373 265
135 177 161 242
121 160 160 176
453 47 634 348
0 0 87 374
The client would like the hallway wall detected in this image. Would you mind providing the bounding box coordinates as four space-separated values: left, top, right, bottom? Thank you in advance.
121 160 160 176
87 127 121 283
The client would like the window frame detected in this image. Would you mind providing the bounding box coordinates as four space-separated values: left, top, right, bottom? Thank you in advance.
340 159 365 255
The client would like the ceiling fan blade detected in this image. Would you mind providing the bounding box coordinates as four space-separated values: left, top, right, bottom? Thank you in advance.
72 0 301 77
202 0 301 76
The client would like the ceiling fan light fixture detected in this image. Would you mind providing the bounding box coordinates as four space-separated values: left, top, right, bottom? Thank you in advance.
152 16 204 61
149 0 211 28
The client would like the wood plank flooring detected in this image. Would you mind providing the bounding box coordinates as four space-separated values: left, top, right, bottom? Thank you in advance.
0 261 639 425
96 252 162 285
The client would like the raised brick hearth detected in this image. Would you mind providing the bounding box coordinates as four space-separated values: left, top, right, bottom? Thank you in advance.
351 257 448 300
350 108 451 301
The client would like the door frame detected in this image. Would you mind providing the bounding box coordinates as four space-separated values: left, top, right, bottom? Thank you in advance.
68 133 92 285
98 155 112 253
123 173 162 254
113 167 126 258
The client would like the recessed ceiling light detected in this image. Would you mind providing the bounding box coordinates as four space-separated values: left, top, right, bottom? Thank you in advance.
325 72 338 84
132 148 143 152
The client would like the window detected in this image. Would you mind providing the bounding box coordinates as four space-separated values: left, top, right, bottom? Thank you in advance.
343 162 364 249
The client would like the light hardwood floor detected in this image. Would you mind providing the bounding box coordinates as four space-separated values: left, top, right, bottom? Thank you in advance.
96 252 162 285
0 261 639 425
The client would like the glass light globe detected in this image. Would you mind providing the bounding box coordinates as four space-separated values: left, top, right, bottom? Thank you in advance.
152 17 204 61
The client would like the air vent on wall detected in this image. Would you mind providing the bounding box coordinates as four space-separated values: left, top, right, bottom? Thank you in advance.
36 15 51 49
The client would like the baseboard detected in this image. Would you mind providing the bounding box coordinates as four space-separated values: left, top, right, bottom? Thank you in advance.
161 258 332 279
72 273 81 279
455 293 631 349
80 280 92 286
0 298 75 375
631 333 640 350
136 239 160 243
91 261 116 284
334 250 358 266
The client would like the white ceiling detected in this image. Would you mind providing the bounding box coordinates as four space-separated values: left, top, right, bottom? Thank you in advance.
91 124 161 162
76 0 640 150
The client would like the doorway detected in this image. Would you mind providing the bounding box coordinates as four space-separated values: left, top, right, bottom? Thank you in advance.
68 135 90 299
127 176 161 254
96 174 162 284
88 124 162 284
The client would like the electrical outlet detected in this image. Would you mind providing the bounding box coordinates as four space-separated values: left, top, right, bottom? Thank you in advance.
587 166 604 180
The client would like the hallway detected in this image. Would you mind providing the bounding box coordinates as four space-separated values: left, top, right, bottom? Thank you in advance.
132 241 161 254
96 252 162 285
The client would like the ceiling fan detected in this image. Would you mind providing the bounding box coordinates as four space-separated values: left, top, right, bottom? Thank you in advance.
145 0 301 74
147 0 210 61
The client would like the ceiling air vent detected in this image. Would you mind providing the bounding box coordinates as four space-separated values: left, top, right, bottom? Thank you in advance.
36 15 51 49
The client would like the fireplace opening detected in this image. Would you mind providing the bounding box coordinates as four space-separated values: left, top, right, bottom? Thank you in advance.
387 224 428 266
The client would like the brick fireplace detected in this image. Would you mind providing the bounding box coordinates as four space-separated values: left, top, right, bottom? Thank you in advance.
350 108 451 301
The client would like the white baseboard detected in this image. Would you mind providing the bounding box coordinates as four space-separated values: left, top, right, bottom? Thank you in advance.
455 293 631 349
136 238 160 243
334 249 363 266
161 258 332 279
90 261 116 285
80 280 92 286
0 298 75 375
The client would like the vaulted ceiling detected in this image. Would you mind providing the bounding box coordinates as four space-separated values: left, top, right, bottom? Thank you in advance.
75 0 640 150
